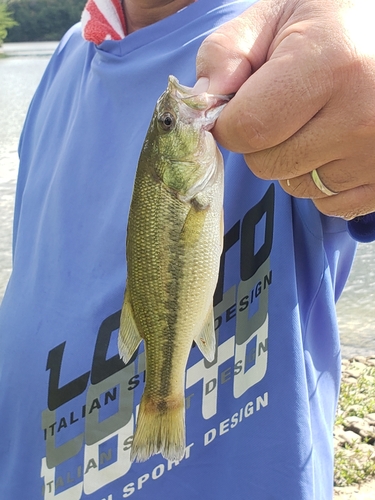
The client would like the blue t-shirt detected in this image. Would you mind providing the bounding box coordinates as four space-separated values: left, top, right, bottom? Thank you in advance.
0 1 358 499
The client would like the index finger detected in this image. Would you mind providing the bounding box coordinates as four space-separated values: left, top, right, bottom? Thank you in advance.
196 1 335 155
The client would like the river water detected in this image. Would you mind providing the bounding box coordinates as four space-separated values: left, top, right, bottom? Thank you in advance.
0 42 374 359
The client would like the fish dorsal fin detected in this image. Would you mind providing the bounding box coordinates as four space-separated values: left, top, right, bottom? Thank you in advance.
194 308 216 362
119 288 143 364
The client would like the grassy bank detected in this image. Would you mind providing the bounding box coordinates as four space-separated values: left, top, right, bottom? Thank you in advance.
334 357 375 487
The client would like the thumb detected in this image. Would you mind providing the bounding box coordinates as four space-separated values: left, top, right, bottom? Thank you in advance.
196 0 282 95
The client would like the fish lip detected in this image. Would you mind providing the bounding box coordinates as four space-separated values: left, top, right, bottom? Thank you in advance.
201 102 228 131
167 75 233 129
168 75 233 103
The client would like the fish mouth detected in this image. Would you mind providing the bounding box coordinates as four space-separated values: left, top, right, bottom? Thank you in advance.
167 75 233 130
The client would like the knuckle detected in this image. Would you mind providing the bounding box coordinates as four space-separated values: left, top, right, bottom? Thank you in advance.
290 180 313 199
196 32 252 95
244 151 271 179
312 199 341 217
280 175 316 199
197 33 229 63
244 146 299 181
197 30 244 72
217 106 272 156
312 186 375 219
356 100 375 136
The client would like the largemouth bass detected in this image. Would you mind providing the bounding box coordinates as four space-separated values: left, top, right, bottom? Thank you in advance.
119 75 230 462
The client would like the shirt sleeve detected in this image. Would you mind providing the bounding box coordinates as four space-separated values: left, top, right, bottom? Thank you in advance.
347 213 375 242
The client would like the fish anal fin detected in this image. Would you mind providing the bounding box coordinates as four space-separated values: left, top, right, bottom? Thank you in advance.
118 288 142 364
194 308 216 362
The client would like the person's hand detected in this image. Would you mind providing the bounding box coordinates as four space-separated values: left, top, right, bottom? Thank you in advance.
196 0 375 219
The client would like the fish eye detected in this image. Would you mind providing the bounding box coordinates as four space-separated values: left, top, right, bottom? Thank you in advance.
159 112 176 131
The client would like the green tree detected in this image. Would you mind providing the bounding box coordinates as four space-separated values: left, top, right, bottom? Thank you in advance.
0 2 17 45
6 0 86 42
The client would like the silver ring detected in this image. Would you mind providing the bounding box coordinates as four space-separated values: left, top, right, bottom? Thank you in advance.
311 169 338 196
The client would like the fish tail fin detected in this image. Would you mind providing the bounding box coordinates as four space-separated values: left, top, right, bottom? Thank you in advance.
131 394 185 462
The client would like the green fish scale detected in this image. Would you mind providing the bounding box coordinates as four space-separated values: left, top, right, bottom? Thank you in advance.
127 162 222 409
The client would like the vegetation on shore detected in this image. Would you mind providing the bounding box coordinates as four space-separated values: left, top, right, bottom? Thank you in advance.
1 0 86 43
0 2 17 45
334 358 375 488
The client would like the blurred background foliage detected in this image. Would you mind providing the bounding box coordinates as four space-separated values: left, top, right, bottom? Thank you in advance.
1 0 86 43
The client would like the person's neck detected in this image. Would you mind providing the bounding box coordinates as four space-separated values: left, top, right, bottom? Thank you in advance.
122 0 195 33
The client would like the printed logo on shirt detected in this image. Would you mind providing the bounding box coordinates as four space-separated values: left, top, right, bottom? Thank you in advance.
40 184 275 499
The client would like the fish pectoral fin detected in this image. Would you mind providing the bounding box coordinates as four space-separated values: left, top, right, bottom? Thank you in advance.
190 190 211 211
118 288 142 364
194 309 216 362
180 204 208 246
